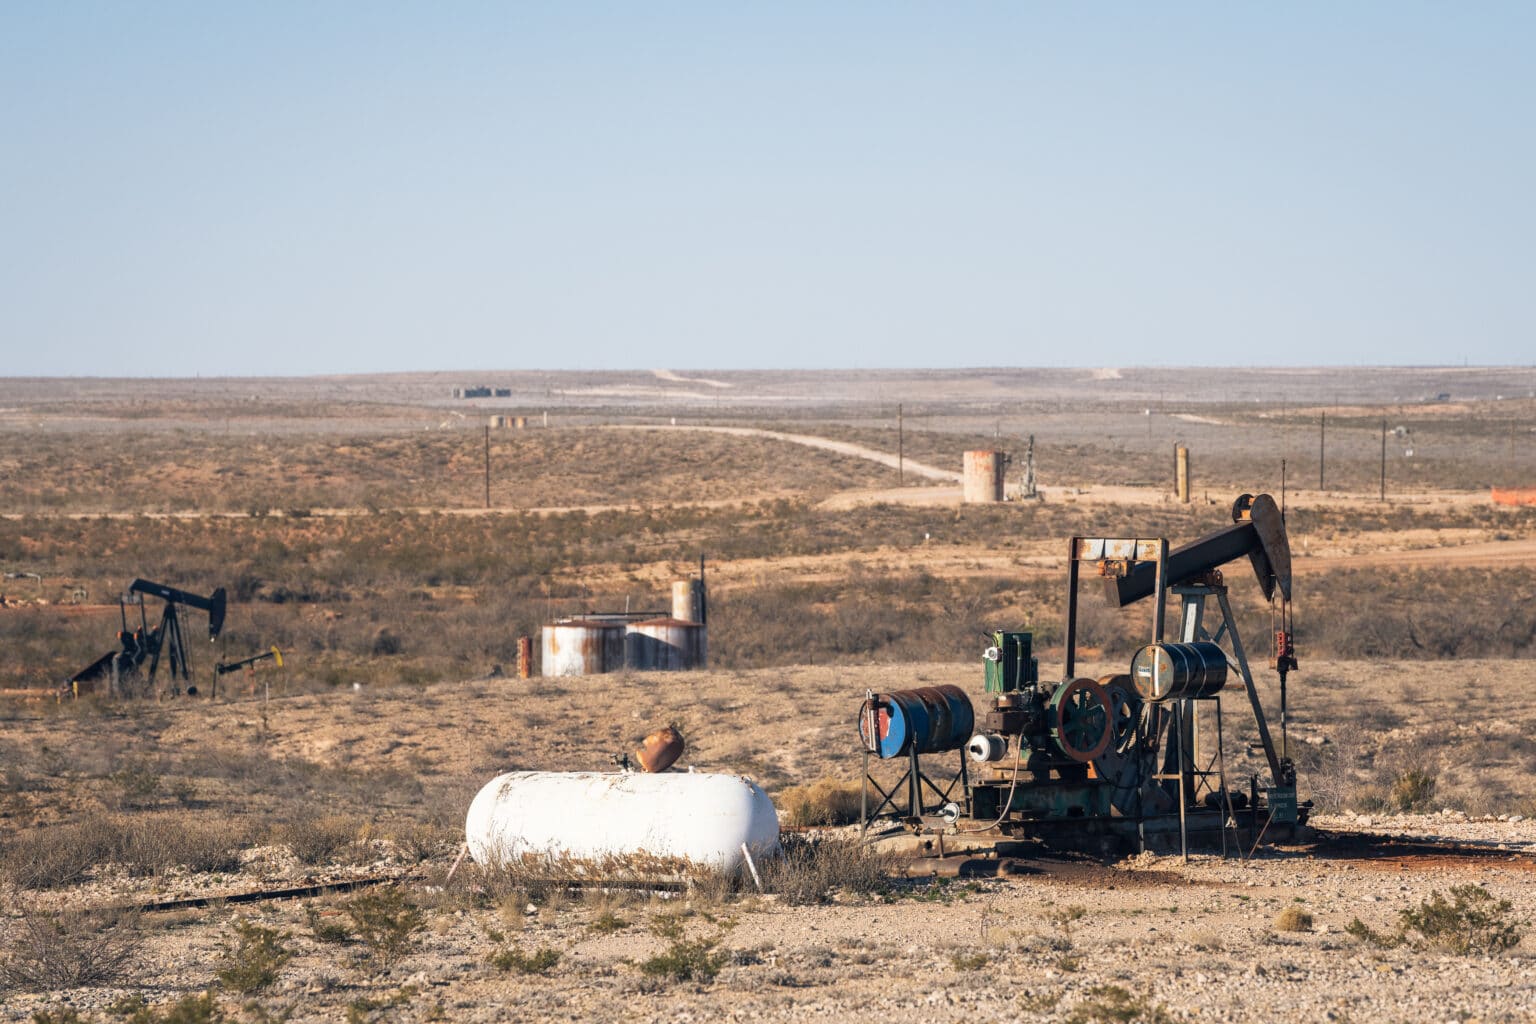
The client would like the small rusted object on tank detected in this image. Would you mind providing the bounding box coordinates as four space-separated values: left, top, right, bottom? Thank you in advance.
634 724 685 773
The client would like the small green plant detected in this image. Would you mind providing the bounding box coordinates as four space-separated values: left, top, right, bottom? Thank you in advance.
488 944 561 975
215 919 292 994
1346 885 1524 954
304 905 353 944
587 910 630 934
950 950 990 971
1400 885 1524 954
343 887 424 965
1065 984 1171 1024
110 760 162 807
345 986 415 1024
639 937 730 983
121 992 229 1023
1274 907 1314 932
647 912 688 940
1344 917 1401 949
31 1010 88 1024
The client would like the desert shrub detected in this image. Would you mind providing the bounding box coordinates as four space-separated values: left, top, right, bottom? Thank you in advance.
275 815 365 866
215 919 292 994
0 816 119 890
488 944 561 975
125 991 229 1023
639 937 728 983
1400 885 1524 954
0 909 140 990
343 886 424 964
1273 907 1313 932
587 910 630 935
382 822 451 863
950 950 990 970
109 758 163 808
1388 768 1438 811
776 778 863 827
761 834 896 905
117 814 246 877
304 904 354 944
1347 885 1524 955
1065 984 1171 1024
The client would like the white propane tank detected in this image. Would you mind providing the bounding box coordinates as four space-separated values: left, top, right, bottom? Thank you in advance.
465 771 780 872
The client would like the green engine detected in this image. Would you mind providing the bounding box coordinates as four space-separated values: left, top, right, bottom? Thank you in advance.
983 630 1037 693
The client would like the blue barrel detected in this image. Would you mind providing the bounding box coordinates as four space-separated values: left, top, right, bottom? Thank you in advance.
858 685 975 759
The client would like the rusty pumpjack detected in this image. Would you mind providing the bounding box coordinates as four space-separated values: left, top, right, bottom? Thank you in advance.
67 579 227 698
960 493 1301 856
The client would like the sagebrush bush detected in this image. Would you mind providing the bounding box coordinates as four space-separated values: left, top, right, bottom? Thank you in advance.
0 909 141 991
215 919 292 994
343 886 424 964
761 834 895 906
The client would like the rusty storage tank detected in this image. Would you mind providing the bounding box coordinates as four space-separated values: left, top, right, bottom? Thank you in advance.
962 450 1006 503
671 579 704 623
541 618 626 676
624 618 706 671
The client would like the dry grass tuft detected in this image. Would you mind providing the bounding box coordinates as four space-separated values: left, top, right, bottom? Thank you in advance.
1 812 245 890
1273 906 1314 932
776 778 864 828
761 834 896 905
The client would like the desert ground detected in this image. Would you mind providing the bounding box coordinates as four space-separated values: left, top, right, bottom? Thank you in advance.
3 367 1536 1022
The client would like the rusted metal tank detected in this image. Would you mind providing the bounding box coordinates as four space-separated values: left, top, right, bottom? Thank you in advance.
634 725 684 772
541 619 626 676
624 618 705 671
671 579 704 623
962 450 1006 503
465 770 780 872
516 636 533 679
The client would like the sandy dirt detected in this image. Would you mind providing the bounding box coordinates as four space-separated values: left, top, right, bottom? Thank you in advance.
4 661 1536 1022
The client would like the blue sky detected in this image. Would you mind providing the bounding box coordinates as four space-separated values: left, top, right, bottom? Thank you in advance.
2 4 1532 376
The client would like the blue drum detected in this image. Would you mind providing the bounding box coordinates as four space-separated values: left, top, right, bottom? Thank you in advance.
858 685 976 759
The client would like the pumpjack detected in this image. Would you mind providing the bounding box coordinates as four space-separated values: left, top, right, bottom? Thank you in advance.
67 579 227 698
860 493 1303 857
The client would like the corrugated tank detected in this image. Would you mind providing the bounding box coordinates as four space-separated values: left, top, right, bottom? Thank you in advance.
624 618 706 671
541 619 626 676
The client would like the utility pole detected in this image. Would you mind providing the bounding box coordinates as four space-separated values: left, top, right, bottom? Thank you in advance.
897 404 904 485
484 425 491 509
1319 413 1326 491
1379 418 1387 502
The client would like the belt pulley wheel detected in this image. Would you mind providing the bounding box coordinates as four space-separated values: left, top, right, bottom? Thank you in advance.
1100 674 1141 755
1093 675 1144 794
1048 677 1113 762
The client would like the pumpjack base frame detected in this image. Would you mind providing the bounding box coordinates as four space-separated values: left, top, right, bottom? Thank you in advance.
971 808 1304 858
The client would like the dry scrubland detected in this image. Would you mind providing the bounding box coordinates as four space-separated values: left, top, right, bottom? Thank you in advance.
3 368 1536 1022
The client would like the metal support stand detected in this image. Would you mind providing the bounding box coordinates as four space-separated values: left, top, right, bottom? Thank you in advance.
860 747 970 832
